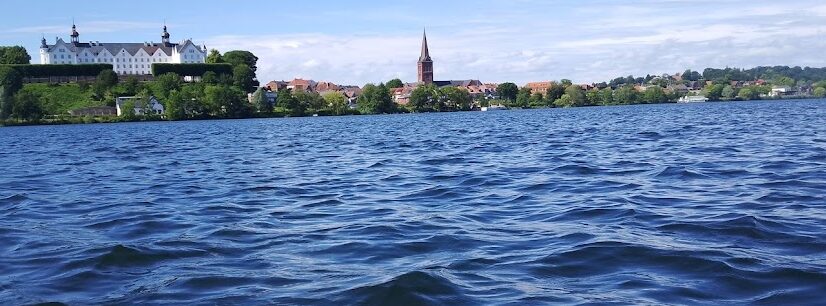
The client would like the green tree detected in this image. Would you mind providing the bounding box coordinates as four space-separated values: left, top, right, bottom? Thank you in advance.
251 87 272 113
598 88 613 105
515 87 532 108
294 90 325 113
93 69 119 99
119 99 137 120
814 87 826 98
202 71 219 85
702 84 725 101
529 92 544 107
773 76 795 87
564 85 586 107
545 82 565 106
643 86 668 103
121 76 141 96
0 66 23 119
206 49 224 64
323 91 349 115
205 85 250 118
232 64 257 93
561 79 573 87
0 46 31 64
737 88 756 100
165 90 188 120
276 89 298 114
223 50 259 71
11 91 42 121
722 85 736 100
441 86 472 111
408 84 438 112
150 73 182 101
358 83 396 114
554 94 572 108
386 78 404 89
613 86 637 105
496 82 518 102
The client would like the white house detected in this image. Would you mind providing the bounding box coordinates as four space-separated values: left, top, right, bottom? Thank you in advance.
39 24 207 76
115 96 164 116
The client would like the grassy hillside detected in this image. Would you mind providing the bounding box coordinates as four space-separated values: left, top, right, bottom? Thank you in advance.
19 83 108 115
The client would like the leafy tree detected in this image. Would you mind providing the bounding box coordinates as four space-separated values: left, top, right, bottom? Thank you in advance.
0 46 31 64
150 73 182 101
814 87 826 98
165 90 188 120
529 92 544 107
545 82 565 106
358 83 396 114
408 84 438 112
386 78 404 89
232 64 257 93
613 86 637 105
323 91 349 115
773 76 795 87
206 49 224 64
554 94 572 108
496 82 518 101
737 88 756 100
585 89 600 106
703 84 725 101
251 87 272 113
598 88 613 105
722 85 736 100
0 66 23 119
515 87 532 108
223 50 259 71
119 99 137 120
643 86 668 103
205 85 249 118
441 86 472 111
95 69 119 88
564 85 586 107
121 76 141 96
561 79 573 87
276 89 298 114
294 90 325 113
11 91 42 121
202 71 218 85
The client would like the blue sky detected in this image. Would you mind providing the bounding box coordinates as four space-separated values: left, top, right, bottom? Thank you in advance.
2 0 826 85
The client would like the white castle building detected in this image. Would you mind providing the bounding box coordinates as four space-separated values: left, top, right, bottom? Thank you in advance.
39 24 207 75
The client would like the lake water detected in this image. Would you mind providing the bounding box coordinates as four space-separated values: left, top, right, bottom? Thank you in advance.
2 100 826 305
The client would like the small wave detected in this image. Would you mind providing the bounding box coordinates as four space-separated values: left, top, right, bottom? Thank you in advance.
341 271 477 305
95 244 207 268
653 166 710 180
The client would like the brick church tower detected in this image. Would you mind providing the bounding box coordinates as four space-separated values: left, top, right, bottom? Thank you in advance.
417 30 434 85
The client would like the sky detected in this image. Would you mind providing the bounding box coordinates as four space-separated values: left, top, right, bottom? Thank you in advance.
2 0 826 85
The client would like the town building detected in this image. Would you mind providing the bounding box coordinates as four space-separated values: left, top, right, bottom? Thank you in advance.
525 82 553 94
115 96 164 116
39 23 207 76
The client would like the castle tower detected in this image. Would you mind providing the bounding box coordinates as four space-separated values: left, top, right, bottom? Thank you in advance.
417 30 434 85
162 25 171 45
70 23 79 44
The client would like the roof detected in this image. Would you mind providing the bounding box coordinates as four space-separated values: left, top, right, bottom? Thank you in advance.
419 30 432 62
46 38 203 56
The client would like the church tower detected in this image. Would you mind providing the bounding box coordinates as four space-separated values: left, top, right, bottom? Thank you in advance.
417 30 434 85
70 23 79 44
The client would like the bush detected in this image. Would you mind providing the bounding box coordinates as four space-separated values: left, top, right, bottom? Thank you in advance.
0 64 114 77
151 63 233 77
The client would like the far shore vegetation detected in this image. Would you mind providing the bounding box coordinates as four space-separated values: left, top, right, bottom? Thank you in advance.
2 45 826 126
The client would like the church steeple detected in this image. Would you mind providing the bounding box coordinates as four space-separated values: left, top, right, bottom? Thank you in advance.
419 29 432 62
417 29 434 85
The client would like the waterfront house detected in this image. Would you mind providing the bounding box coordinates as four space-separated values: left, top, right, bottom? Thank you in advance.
525 81 553 94
115 96 164 116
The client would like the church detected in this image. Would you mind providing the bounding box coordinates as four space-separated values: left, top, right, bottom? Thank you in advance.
39 24 207 76
416 30 483 88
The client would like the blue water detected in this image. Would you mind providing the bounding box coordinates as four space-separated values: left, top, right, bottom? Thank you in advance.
2 100 826 305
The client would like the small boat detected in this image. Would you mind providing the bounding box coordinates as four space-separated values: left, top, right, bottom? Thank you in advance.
678 96 709 103
481 105 508 112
